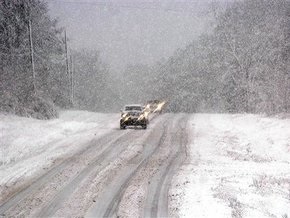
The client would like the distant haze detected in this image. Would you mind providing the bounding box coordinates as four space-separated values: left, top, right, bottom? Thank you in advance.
48 0 216 71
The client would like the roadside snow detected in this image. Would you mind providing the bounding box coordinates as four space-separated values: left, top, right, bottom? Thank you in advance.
170 114 290 218
0 110 118 202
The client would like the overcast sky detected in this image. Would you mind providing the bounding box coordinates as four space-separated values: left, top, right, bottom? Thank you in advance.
47 0 216 71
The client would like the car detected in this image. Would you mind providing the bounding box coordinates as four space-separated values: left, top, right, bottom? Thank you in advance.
146 100 165 113
120 104 148 129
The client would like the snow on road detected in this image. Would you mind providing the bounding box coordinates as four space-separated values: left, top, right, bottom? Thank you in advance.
1 111 289 218
0 110 118 203
170 114 290 218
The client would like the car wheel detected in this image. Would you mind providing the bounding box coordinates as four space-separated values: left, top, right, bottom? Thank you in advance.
142 124 147 129
120 120 125 129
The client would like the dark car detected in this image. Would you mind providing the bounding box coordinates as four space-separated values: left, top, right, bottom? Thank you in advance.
120 104 148 129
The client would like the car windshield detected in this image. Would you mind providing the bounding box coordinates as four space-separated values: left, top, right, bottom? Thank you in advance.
125 106 142 111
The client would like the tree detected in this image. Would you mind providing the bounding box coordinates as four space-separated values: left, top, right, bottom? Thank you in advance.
214 0 289 113
72 50 115 112
134 0 289 114
0 0 69 118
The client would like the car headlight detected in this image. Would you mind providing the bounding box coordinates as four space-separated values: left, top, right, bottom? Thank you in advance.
138 114 145 120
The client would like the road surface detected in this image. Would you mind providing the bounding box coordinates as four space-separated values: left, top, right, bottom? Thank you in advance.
0 113 189 218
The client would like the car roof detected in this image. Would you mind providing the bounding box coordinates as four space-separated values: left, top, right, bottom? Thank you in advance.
124 104 142 107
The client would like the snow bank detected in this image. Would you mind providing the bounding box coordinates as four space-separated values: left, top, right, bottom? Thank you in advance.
0 110 118 198
171 114 290 218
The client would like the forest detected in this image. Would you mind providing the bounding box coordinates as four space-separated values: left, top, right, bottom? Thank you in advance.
0 0 289 118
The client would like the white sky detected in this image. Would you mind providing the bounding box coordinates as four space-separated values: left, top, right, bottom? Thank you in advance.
47 0 216 71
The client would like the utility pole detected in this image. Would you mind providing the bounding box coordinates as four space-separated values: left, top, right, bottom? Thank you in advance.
64 30 72 106
28 0 36 94
64 30 70 76
70 54 74 106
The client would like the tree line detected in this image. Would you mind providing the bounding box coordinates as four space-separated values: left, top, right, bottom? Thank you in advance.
0 0 111 118
1 0 68 118
1 0 289 118
119 0 289 114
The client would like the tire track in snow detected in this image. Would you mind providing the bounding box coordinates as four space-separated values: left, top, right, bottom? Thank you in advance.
0 128 131 217
35 129 141 218
36 115 168 217
147 114 188 218
113 114 188 218
85 114 189 218
0 113 180 218
85 114 173 218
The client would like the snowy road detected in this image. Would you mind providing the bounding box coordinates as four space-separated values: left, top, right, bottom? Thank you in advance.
0 112 189 217
1 111 289 218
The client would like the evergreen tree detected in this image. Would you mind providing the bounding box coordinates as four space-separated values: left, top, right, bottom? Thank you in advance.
0 0 69 118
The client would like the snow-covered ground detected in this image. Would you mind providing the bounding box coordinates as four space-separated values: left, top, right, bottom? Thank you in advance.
1 111 289 217
0 110 118 202
170 114 290 218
